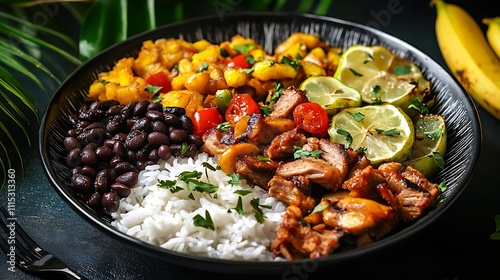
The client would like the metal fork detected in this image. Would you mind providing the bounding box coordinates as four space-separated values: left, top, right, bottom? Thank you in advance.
0 206 88 279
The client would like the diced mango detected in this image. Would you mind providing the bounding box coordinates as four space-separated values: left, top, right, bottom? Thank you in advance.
224 68 248 88
159 90 204 116
185 72 210 93
252 60 297 81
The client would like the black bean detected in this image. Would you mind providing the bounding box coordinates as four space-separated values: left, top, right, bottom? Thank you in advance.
115 171 138 187
112 141 126 158
126 150 137 163
121 102 137 117
114 162 136 174
133 100 149 116
163 107 186 116
158 145 171 161
112 133 128 142
81 147 97 165
111 183 131 198
86 192 102 209
72 166 82 175
77 127 106 146
90 100 119 110
136 161 155 171
81 165 97 178
95 169 111 194
66 148 82 167
69 114 79 126
76 120 90 130
63 137 80 152
179 115 194 133
131 117 150 132
164 113 181 127
149 149 160 162
102 192 120 213
86 122 104 130
125 130 146 150
96 146 113 161
147 102 162 112
109 156 123 169
84 142 98 151
106 104 125 116
151 121 168 134
71 173 93 193
147 132 170 147
78 109 105 122
67 128 79 137
103 139 117 148
106 114 126 134
188 134 204 149
169 129 188 143
146 110 164 121
170 143 197 158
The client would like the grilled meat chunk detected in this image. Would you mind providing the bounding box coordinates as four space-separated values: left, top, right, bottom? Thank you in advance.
269 86 308 119
378 162 441 222
275 157 343 191
235 155 279 189
271 205 342 260
200 127 229 157
264 128 307 160
268 176 316 212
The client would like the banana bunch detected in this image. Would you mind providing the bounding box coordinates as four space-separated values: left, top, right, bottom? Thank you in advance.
433 0 500 119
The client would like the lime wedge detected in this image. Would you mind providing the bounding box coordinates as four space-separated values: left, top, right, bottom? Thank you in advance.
334 45 395 92
406 114 447 178
328 104 415 165
334 45 433 116
299 76 362 114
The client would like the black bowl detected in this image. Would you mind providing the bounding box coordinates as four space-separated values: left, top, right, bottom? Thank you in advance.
40 12 481 274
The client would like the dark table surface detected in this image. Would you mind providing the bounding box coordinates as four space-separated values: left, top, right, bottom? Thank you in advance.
2 1 500 279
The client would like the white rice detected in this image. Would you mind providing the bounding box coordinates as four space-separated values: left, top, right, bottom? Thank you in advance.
111 153 287 261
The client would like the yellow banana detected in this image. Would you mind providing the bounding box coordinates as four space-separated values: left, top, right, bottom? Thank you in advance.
433 0 500 119
483 17 500 58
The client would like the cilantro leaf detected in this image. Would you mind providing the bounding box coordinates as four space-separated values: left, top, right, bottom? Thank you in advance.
336 129 353 148
193 210 214 230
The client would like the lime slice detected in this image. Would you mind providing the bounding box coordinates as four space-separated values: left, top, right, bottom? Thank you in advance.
334 45 433 116
361 74 416 110
406 114 447 178
334 45 395 92
328 104 415 165
299 76 362 114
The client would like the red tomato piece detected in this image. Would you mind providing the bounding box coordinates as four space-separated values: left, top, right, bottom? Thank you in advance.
191 107 223 137
144 71 171 93
226 54 251 69
293 102 330 138
225 94 261 123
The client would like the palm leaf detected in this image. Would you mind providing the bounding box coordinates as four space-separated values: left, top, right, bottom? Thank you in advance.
0 93 31 147
0 21 80 65
0 64 36 115
0 38 62 85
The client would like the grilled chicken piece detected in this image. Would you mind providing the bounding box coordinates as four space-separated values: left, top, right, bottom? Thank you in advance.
200 127 229 157
240 114 296 145
318 139 349 180
321 196 397 239
342 165 387 200
275 157 343 191
264 128 307 160
268 176 316 212
271 205 342 260
235 155 279 190
378 162 441 222
269 86 308 119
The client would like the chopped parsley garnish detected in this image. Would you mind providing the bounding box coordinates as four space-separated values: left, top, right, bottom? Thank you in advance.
197 62 209 72
228 173 241 185
250 198 271 224
241 68 254 74
433 152 445 169
336 129 353 148
193 210 215 230
245 56 256 65
349 68 363 77
375 128 401 136
348 111 365 122
232 43 255 55
408 97 429 114
490 215 500 240
217 122 231 131
181 142 189 154
234 189 252 196
371 85 383 104
393 65 412 76
220 48 230 57
260 105 273 115
234 196 245 215
356 147 367 154
312 203 328 214
267 81 284 105
293 146 322 159
281 56 302 70
257 155 271 162
435 180 447 204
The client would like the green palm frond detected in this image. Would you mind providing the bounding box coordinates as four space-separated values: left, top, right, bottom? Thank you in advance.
0 6 81 188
